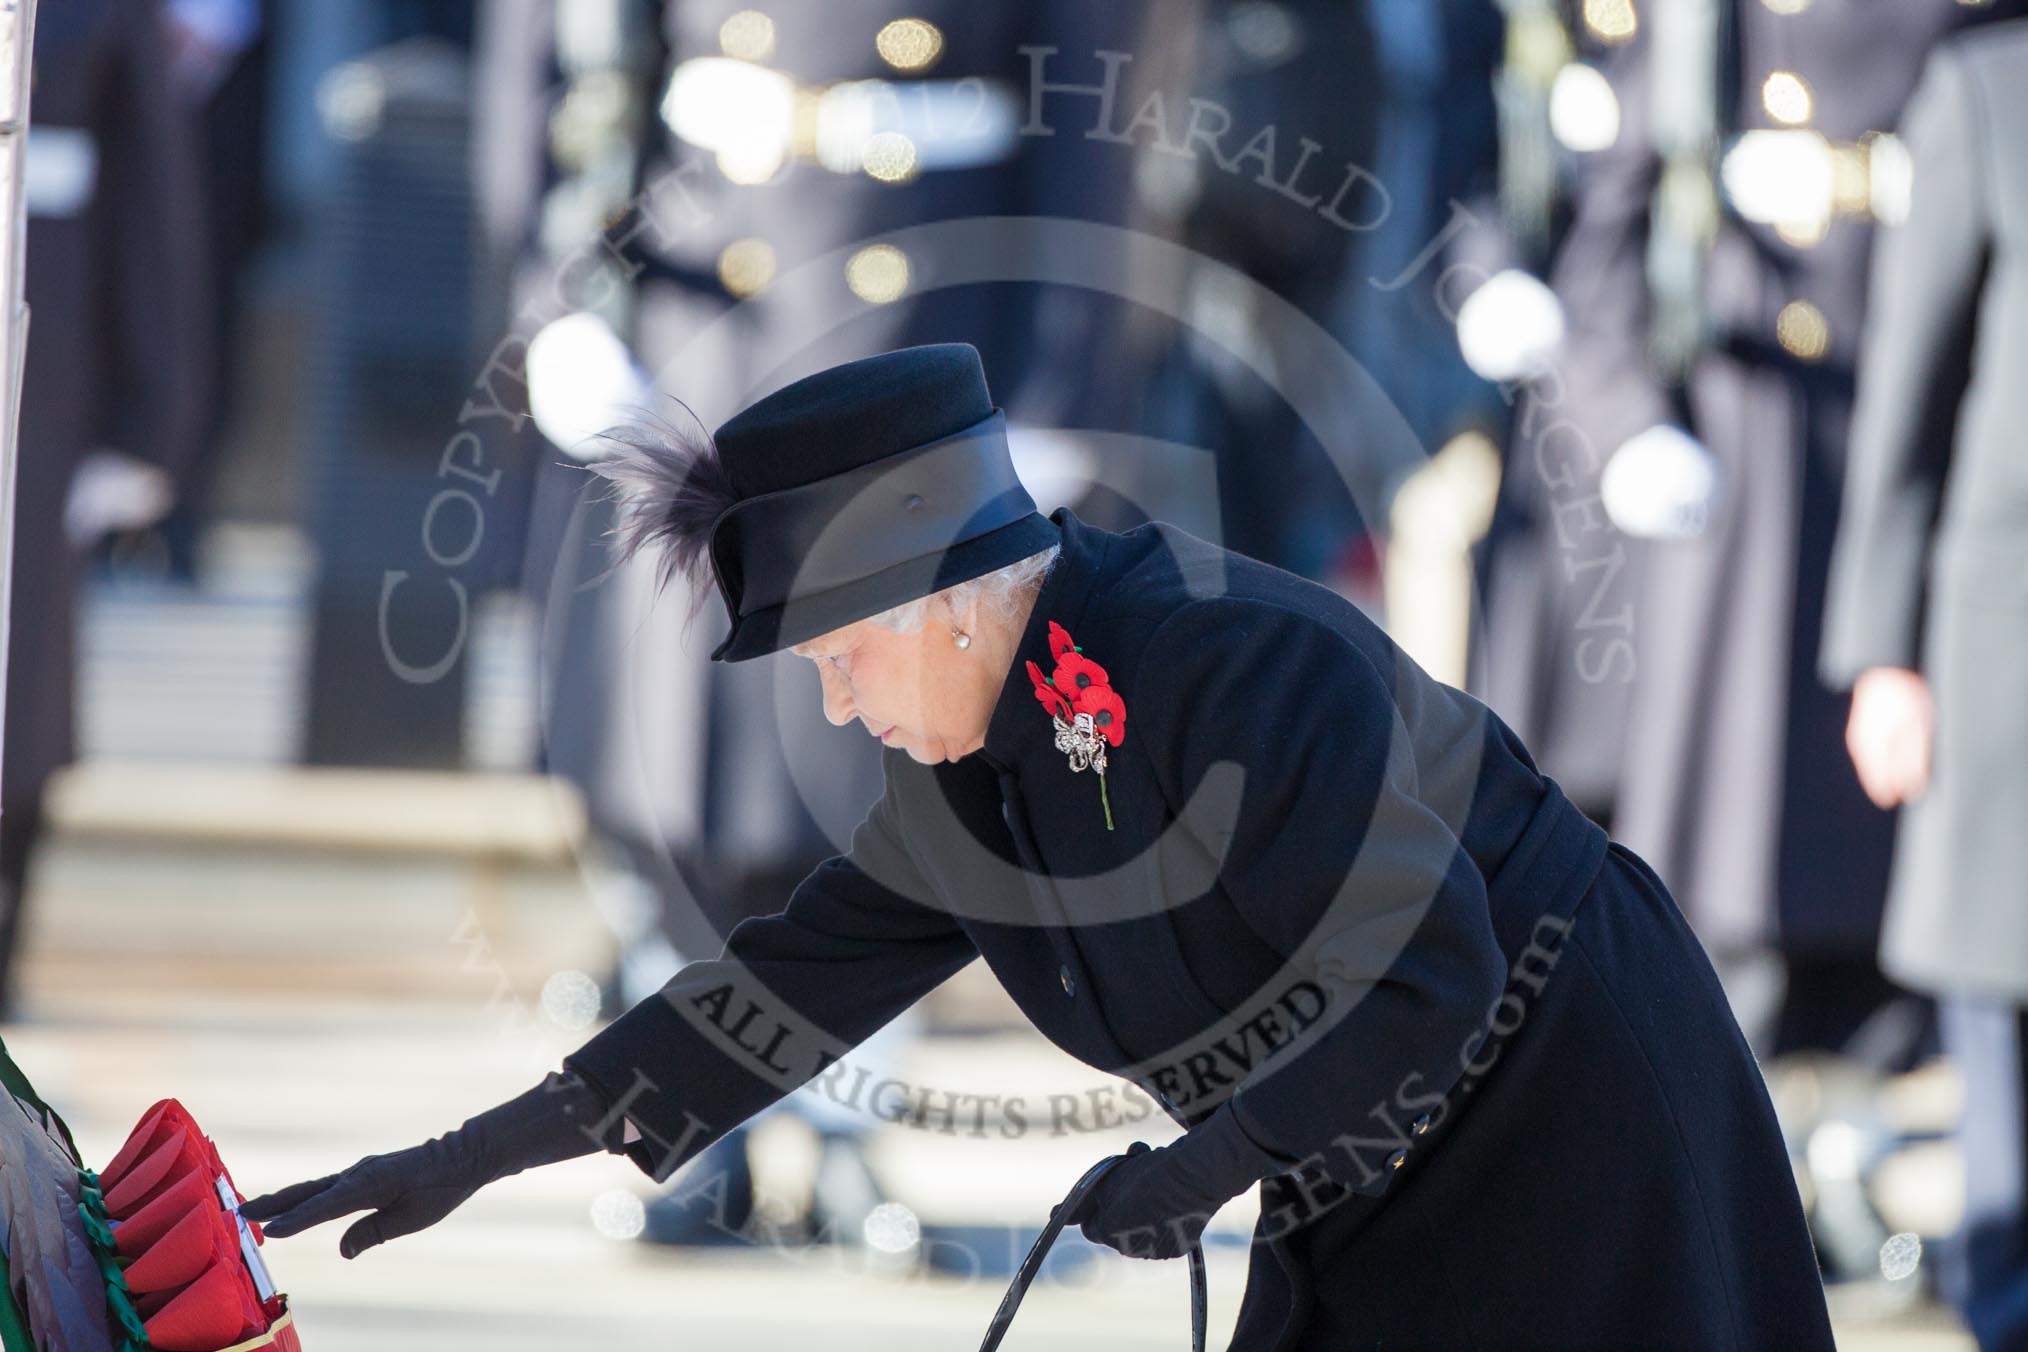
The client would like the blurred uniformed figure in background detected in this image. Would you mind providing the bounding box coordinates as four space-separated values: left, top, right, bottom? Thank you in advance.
1822 22 2028 1347
151 0 275 583
473 0 1184 1250
1469 0 1652 823
1124 0 1385 581
1100 0 1511 640
1340 0 1510 687
1338 0 1505 464
0 0 212 1016
1527 0 2021 1071
1471 0 2024 1286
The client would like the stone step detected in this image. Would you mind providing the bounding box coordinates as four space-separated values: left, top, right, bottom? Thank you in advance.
28 761 609 993
43 759 584 860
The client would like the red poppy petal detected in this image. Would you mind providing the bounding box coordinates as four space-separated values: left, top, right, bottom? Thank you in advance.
1032 684 1072 719
123 1203 232 1294
1075 687 1128 746
1048 621 1076 661
104 1130 209 1218
1072 684 1119 713
1053 653 1111 694
114 1170 212 1257
142 1255 263 1351
101 1100 179 1189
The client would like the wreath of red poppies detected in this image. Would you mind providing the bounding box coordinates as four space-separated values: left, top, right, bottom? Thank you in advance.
1025 621 1126 829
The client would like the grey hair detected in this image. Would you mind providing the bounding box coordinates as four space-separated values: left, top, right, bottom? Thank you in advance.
580 405 738 618
865 544 1061 634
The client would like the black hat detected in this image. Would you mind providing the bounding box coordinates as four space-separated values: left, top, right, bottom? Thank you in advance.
704 344 1058 661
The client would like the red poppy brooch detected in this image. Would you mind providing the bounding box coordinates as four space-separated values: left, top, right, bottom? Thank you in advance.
1025 621 1127 830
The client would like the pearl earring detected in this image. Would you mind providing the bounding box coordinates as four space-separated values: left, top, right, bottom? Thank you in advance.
950 626 972 650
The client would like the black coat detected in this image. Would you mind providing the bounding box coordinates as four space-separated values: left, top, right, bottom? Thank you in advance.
567 507 1830 1349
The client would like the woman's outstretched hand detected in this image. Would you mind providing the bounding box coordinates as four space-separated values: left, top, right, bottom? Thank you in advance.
240 1069 624 1259
240 1142 490 1260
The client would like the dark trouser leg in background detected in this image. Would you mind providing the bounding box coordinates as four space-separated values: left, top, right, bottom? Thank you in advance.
0 789 45 1017
1941 994 2028 1352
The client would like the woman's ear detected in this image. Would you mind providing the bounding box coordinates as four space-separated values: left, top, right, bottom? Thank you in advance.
933 588 971 639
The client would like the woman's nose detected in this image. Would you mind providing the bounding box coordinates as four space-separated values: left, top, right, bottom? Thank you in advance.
818 668 854 726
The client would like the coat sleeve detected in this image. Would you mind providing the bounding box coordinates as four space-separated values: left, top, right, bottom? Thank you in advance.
1819 42 1989 686
1136 598 1511 1197
563 752 978 1182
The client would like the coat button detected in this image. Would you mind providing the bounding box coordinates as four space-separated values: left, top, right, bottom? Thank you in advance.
1776 299 1829 361
1412 1112 1434 1136
1060 964 1075 996
1387 1148 1409 1171
1761 70 1813 127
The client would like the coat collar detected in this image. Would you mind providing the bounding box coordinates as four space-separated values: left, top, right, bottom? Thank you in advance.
975 505 1112 780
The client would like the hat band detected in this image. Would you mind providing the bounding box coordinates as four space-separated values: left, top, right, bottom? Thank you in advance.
713 409 1036 617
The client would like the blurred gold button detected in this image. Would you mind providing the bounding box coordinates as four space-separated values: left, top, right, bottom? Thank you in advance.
718 10 776 63
1762 71 1814 126
717 238 776 298
876 18 945 73
862 132 919 184
847 244 910 304
1583 0 1638 44
1774 217 1828 249
1776 300 1829 361
1830 142 1871 216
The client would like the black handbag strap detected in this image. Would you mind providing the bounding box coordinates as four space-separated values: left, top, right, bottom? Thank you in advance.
977 1150 1209 1352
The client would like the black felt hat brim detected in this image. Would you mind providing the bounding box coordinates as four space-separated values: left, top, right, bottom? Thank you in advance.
710 509 1062 662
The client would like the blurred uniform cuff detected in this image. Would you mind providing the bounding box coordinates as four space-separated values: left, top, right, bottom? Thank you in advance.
527 312 657 460
1455 269 1566 383
65 449 177 548
1599 424 1722 539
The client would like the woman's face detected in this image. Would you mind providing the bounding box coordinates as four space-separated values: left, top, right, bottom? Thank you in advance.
791 601 1010 764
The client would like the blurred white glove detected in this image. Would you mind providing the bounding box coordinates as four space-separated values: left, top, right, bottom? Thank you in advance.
526 312 656 460
65 449 176 548
1455 269 1566 383
1599 423 1722 539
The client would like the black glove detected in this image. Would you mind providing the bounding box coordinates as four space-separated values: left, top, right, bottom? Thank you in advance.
1070 1103 1289 1260
240 1068 626 1259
